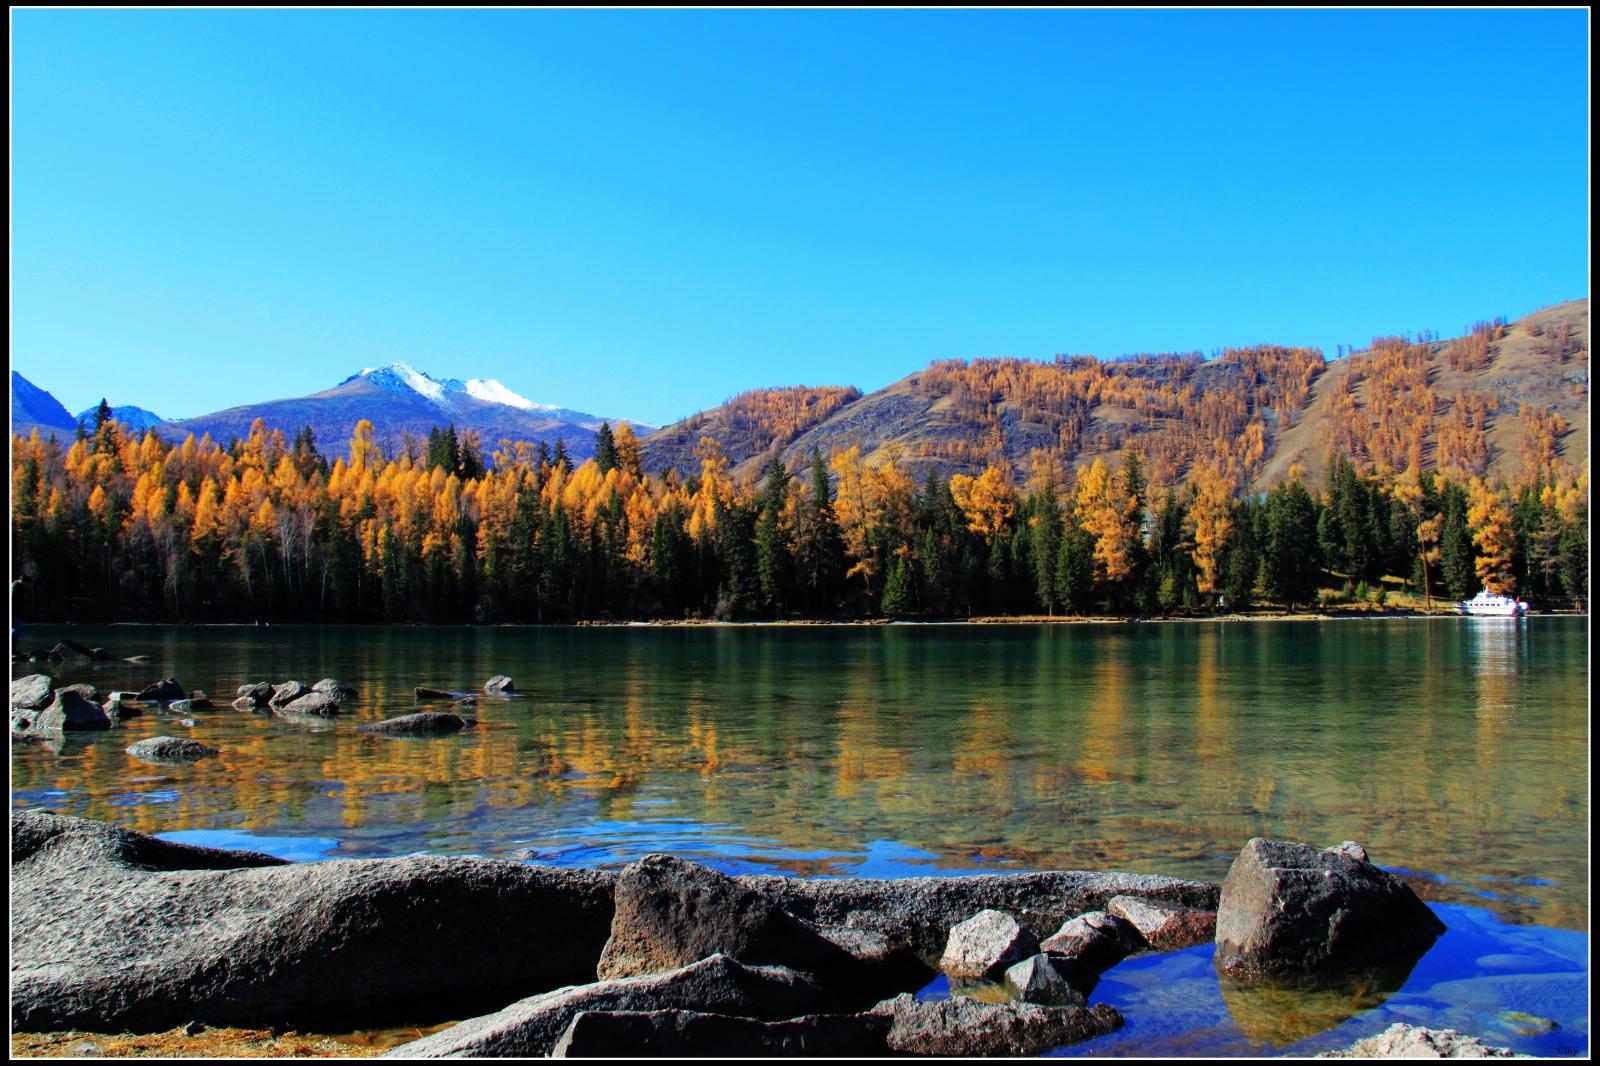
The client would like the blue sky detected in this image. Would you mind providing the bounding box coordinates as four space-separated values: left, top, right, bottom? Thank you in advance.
11 9 1590 426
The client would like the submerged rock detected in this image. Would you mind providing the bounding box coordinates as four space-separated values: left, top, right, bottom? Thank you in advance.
414 685 456 700
356 712 476 737
312 679 358 699
1040 910 1142 972
1316 1022 1523 1058
1214 838 1446 977
11 809 617 1033
387 954 830 1059
484 674 515 694
126 737 219 764
939 909 1040 980
1106 894 1217 951
168 697 214 714
550 1009 892 1058
871 993 1122 1055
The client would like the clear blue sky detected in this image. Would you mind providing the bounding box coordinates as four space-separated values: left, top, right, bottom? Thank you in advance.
12 9 1590 426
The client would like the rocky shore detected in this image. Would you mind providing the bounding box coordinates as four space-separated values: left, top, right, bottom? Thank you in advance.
8 806 1505 1059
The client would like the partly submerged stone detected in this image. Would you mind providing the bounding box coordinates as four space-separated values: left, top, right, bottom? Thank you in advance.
278 692 340 717
484 674 515 694
236 682 273 704
1214 838 1446 977
356 712 476 737
267 681 308 707
939 909 1040 980
386 954 829 1059
312 678 358 699
414 685 456 700
125 736 219 764
135 678 186 702
18 689 113 734
11 674 57 711
871 992 1122 1055
1106 894 1217 951
550 1009 891 1058
1003 953 1090 1006
1040 910 1142 972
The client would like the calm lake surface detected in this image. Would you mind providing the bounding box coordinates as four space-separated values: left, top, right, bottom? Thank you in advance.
11 617 1589 1056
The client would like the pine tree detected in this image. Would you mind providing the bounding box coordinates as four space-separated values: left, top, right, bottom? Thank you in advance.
594 423 619 475
1263 480 1320 611
880 554 914 618
94 399 113 430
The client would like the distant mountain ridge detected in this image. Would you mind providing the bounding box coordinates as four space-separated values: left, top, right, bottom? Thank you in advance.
11 371 75 436
74 403 166 433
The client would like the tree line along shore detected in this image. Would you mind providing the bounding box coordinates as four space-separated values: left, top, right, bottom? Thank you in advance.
9 413 1588 625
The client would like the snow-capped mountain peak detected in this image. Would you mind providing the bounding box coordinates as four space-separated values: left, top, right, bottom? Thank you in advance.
347 362 448 404
457 378 558 414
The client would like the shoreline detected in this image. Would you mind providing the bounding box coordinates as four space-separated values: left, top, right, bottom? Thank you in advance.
17 611 1586 631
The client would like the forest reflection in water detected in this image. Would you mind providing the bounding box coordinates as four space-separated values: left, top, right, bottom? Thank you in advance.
11 617 1589 930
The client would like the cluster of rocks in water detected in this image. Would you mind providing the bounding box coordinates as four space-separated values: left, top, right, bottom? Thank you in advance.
9 806 1493 1058
8 669 514 756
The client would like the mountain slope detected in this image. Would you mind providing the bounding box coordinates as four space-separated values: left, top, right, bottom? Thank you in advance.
646 300 1588 490
75 404 167 433
11 371 76 437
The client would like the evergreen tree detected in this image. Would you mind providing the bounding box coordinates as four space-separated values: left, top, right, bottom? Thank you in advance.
1029 487 1061 615
94 399 113 430
880 554 914 618
1055 516 1096 614
794 449 844 615
755 458 793 615
1439 488 1477 600
1263 480 1320 611
552 439 573 475
594 423 619 475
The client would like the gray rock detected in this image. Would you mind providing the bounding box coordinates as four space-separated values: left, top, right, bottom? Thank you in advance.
871 992 1122 1055
278 691 340 717
1316 1022 1523 1058
124 655 153 664
550 1009 891 1058
267 680 308 707
1214 838 1446 977
11 809 617 1033
356 712 476 737
135 678 186 702
50 640 96 663
1004 953 1090 1006
1328 840 1369 862
484 674 515 694
939 909 1040 980
18 689 113 734
596 855 888 1007
1106 894 1217 951
386 954 829 1059
1040 910 1142 972
236 682 273 703
230 696 265 713
312 678 358 699
414 685 457 700
168 698 214 714
59 683 102 702
125 737 219 764
744 868 1218 965
11 673 55 710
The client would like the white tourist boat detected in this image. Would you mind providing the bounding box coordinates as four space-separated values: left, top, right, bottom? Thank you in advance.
1455 588 1530 616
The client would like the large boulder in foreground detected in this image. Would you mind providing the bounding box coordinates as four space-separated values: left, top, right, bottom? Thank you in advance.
596 855 899 1006
1213 838 1446 977
744 868 1219 964
1316 1022 1522 1058
387 954 830 1059
11 810 616 1033
871 993 1122 1055
550 1009 891 1058
939 909 1039 979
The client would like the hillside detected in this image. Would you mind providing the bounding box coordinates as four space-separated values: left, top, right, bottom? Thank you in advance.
645 301 1588 490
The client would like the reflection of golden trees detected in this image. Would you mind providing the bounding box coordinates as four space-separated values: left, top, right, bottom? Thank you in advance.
12 620 1587 929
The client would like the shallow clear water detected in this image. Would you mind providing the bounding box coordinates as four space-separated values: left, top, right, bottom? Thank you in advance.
10 617 1589 1054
